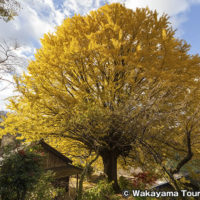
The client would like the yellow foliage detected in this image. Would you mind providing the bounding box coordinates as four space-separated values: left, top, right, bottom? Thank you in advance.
180 177 191 184
1 3 200 176
162 28 167 40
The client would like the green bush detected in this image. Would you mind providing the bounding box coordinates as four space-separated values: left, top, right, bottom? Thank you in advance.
0 145 44 200
118 176 133 191
0 143 64 200
27 170 65 200
83 179 120 200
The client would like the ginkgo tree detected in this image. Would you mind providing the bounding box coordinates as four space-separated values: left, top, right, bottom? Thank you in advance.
1 3 200 192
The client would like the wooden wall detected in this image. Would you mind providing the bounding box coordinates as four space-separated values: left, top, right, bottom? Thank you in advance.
43 148 67 169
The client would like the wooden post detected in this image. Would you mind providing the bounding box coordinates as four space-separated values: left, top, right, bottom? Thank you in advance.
76 174 79 192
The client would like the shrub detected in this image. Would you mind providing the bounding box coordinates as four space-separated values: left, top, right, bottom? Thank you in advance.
0 144 44 200
27 170 65 200
118 176 133 191
131 171 157 189
0 143 64 200
83 179 120 200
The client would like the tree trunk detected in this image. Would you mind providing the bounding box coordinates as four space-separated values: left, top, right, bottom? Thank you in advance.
77 153 99 200
101 151 120 193
21 188 26 200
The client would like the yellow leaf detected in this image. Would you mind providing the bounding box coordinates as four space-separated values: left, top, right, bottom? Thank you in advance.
162 29 167 40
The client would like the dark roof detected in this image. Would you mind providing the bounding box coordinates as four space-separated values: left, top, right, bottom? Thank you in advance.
39 139 73 164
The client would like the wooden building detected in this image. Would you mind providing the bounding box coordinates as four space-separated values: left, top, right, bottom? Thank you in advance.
38 139 82 191
0 134 82 193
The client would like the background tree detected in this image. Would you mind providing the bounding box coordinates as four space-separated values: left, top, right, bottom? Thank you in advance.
0 40 24 89
0 0 20 22
0 0 23 88
1 3 200 192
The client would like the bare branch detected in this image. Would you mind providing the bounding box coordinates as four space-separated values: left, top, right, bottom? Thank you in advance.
0 40 25 89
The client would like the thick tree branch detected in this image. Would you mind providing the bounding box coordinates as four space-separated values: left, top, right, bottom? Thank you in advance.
137 138 182 194
171 125 193 174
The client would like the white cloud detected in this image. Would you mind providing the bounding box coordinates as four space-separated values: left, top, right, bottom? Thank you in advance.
62 0 105 16
0 75 15 111
0 0 65 49
0 0 65 111
107 0 200 33
124 0 189 16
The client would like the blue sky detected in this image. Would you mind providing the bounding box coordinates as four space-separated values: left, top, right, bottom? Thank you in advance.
181 3 200 55
0 0 200 110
